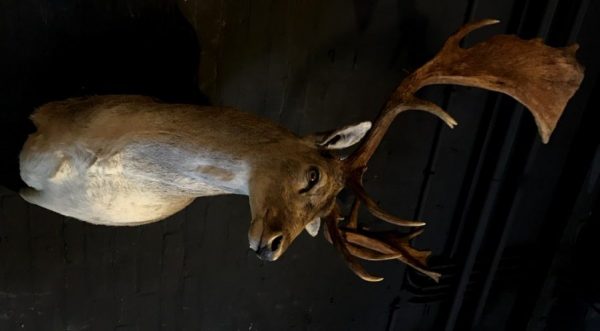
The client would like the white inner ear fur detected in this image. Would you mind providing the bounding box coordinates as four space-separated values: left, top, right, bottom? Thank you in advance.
318 121 372 150
305 217 321 237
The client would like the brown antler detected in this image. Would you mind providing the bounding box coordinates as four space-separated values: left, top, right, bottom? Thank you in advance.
326 19 584 282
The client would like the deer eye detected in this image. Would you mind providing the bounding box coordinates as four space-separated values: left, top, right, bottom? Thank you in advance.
307 167 320 183
300 167 320 193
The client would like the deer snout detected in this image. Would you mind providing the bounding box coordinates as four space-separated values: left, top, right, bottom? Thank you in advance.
254 232 284 261
248 214 286 261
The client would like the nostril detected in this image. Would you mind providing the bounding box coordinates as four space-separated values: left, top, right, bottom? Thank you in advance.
270 234 283 252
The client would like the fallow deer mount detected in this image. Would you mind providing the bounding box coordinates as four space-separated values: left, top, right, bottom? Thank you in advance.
19 19 583 282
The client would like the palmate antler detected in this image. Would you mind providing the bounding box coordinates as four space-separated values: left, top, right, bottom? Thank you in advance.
324 19 584 282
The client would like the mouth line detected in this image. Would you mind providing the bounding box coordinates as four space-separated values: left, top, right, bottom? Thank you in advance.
256 252 280 262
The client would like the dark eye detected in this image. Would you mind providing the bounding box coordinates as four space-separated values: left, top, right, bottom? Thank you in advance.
300 167 320 193
307 167 319 184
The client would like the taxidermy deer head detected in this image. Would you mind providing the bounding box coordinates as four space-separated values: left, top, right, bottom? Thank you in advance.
19 19 583 282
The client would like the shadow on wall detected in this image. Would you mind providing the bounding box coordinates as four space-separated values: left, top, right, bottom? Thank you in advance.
0 0 207 191
177 0 431 132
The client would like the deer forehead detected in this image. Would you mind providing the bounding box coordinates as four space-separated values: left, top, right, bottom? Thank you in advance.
256 156 342 191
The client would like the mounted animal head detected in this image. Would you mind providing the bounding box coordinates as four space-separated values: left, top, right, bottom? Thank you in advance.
246 19 584 282
246 121 372 261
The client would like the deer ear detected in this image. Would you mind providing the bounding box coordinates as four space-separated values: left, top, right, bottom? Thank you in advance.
305 217 321 237
305 121 372 150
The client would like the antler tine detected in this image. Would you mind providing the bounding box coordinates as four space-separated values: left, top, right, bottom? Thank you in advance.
346 244 404 261
324 205 384 282
445 18 500 44
326 195 439 280
325 205 432 280
346 198 361 230
343 231 441 282
325 201 403 260
348 177 426 227
346 97 457 169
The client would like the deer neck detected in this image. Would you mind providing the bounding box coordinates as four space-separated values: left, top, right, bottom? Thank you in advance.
170 109 312 196
167 131 301 198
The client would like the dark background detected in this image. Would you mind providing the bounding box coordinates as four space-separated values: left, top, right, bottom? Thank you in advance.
1 0 599 330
